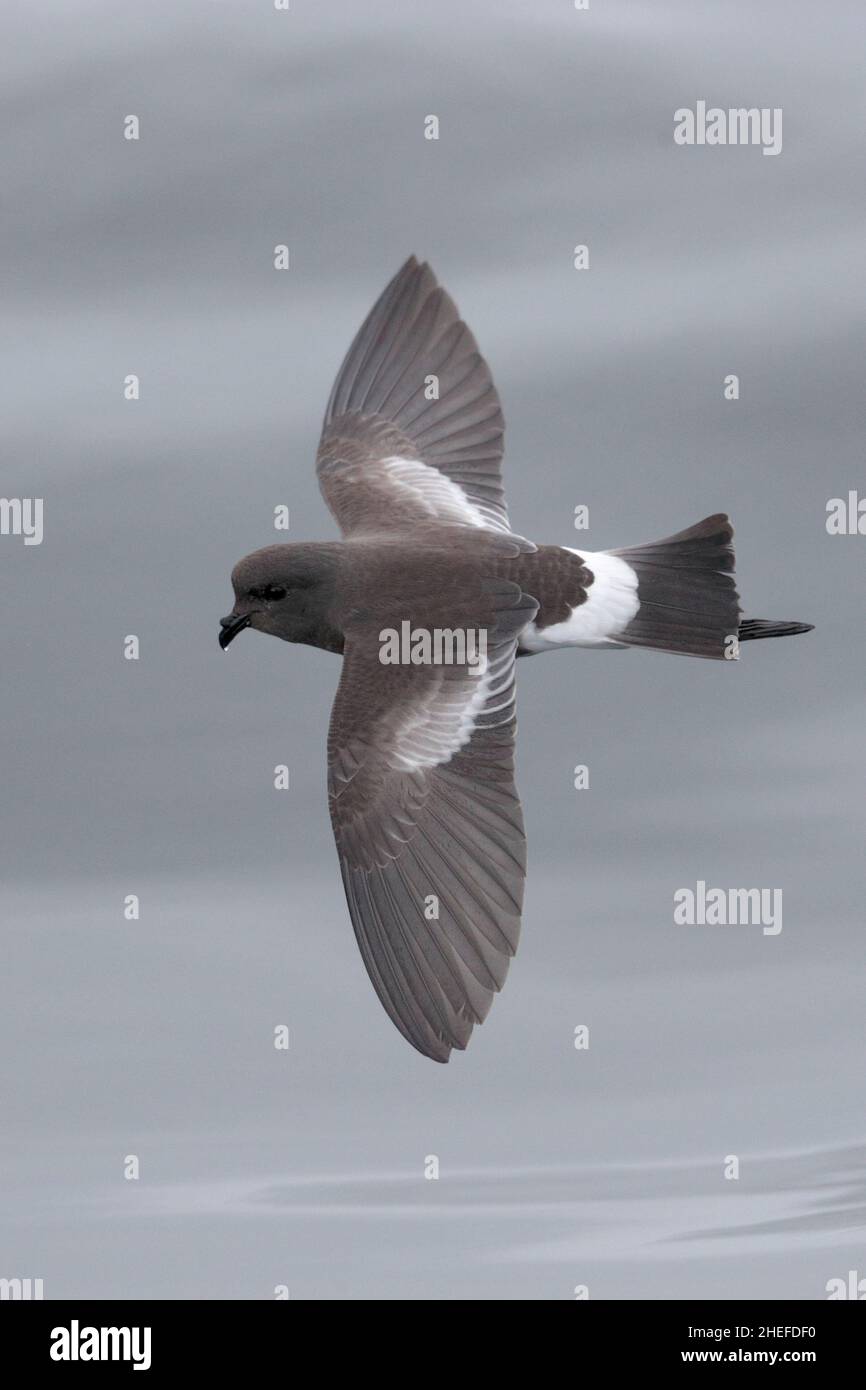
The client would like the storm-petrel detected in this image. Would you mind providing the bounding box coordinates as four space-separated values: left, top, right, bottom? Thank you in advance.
220 257 812 1062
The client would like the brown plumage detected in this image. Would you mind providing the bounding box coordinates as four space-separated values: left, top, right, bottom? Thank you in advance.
219 257 813 1062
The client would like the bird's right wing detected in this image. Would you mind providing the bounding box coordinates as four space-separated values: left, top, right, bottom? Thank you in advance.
316 256 533 552
326 581 538 1062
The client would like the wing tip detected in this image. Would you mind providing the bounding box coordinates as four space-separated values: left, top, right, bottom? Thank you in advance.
418 1034 470 1064
392 254 444 301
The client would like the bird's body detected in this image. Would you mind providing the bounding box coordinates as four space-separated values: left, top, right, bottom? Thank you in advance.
221 257 813 1063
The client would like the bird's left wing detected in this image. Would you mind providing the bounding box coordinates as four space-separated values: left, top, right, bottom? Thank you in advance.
316 256 533 552
327 582 538 1062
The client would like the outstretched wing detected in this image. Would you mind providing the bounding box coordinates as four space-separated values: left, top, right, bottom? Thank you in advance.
327 582 538 1062
317 256 532 548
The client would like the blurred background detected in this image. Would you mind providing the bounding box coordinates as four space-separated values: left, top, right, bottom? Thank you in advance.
1 0 864 1298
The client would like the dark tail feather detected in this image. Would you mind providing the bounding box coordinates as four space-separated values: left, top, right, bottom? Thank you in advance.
738 618 814 641
611 514 813 660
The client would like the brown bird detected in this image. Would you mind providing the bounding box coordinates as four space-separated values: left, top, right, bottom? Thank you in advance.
220 257 812 1063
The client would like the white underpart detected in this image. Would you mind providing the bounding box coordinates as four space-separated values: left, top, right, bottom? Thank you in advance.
387 644 515 774
519 549 640 652
381 455 512 533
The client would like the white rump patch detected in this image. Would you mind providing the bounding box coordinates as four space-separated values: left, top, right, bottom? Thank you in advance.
519 549 640 652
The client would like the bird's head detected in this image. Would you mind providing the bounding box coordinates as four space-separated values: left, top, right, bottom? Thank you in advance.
219 544 338 650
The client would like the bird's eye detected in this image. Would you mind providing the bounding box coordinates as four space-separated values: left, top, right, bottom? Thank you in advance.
262 584 286 601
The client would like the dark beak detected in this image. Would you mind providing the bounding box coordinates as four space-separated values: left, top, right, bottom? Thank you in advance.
219 613 252 650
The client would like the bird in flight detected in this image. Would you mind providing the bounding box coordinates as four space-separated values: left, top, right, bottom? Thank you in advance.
220 256 812 1063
